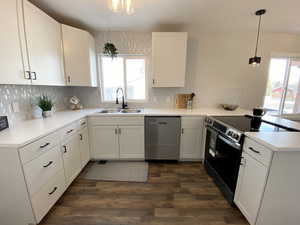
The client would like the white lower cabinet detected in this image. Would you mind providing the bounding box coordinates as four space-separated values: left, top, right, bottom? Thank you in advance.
235 137 300 225
31 170 66 223
180 117 204 160
119 126 145 159
89 117 145 160
234 151 268 225
61 134 82 186
90 126 119 159
78 126 91 168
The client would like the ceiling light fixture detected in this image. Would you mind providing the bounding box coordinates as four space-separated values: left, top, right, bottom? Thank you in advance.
109 0 134 15
249 9 266 66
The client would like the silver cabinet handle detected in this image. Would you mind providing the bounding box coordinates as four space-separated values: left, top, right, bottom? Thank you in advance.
115 128 118 134
48 187 57 195
79 134 83 141
249 147 260 154
118 128 121 134
181 128 184 134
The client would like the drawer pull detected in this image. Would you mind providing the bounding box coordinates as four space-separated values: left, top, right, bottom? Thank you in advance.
79 134 83 141
66 129 74 134
43 161 53 168
249 147 260 154
48 187 58 195
63 145 67 153
81 122 86 126
40 143 50 149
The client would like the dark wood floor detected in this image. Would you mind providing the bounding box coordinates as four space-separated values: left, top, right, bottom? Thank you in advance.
40 162 248 225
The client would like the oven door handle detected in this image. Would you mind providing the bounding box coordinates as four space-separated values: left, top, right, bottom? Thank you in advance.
218 135 241 150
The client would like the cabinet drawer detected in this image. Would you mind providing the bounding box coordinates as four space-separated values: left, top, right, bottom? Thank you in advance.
23 145 63 196
31 170 66 223
19 131 60 164
89 116 144 126
60 122 78 139
243 138 273 166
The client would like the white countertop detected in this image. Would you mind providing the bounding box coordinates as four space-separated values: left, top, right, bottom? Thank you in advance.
1 107 300 151
0 109 99 148
0 107 249 148
245 132 300 152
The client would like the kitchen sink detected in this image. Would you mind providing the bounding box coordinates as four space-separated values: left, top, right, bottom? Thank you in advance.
97 109 121 113
97 109 142 114
120 109 142 113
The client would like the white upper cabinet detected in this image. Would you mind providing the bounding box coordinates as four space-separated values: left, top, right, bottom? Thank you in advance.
22 0 65 86
62 24 98 87
0 0 30 85
152 32 187 87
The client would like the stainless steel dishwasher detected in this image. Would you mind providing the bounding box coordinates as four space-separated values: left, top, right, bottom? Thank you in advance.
145 116 181 160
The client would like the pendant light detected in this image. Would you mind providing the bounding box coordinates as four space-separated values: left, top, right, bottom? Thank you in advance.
249 9 266 66
108 0 134 15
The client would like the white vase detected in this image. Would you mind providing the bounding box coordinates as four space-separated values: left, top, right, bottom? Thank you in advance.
43 110 53 118
32 106 43 119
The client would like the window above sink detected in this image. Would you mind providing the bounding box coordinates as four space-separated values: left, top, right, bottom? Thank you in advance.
100 55 147 103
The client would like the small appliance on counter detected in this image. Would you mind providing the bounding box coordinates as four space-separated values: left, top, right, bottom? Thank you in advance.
0 116 9 131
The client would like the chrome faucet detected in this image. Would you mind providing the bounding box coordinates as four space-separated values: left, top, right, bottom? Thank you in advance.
116 88 128 109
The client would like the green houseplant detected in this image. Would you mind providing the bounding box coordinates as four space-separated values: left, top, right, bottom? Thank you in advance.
103 42 118 58
37 95 54 117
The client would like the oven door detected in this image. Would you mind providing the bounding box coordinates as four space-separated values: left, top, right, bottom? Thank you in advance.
204 129 242 203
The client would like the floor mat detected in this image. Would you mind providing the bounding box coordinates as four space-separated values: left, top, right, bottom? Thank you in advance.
84 161 148 182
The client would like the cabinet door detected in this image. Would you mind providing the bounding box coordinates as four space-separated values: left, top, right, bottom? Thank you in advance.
180 128 203 160
0 0 30 85
90 126 119 159
61 135 81 186
119 126 144 159
79 127 90 168
234 152 268 225
23 0 65 86
152 32 187 87
62 24 98 87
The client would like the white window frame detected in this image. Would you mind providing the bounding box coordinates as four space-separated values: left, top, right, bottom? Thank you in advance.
99 54 149 103
264 53 300 114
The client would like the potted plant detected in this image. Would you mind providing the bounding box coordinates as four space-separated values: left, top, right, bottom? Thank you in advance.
103 42 118 58
38 95 54 117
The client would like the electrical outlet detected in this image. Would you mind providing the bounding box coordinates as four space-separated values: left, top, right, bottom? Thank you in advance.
11 101 20 113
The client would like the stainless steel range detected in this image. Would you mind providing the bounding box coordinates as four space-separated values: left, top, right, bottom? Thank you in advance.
204 115 297 205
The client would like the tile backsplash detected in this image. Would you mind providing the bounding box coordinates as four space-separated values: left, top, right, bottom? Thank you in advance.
0 85 72 124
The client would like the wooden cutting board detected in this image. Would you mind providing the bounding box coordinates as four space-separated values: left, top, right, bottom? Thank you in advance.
175 94 192 109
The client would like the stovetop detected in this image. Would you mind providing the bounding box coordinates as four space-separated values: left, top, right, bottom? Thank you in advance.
212 115 295 132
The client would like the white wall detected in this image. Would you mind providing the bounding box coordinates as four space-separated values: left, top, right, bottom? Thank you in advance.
73 30 300 110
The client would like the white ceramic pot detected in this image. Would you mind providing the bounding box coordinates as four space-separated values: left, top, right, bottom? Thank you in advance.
43 110 53 118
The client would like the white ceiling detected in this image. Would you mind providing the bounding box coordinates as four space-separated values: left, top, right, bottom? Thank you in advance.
29 0 300 33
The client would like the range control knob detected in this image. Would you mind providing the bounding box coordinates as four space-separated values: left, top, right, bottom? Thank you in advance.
233 133 240 140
